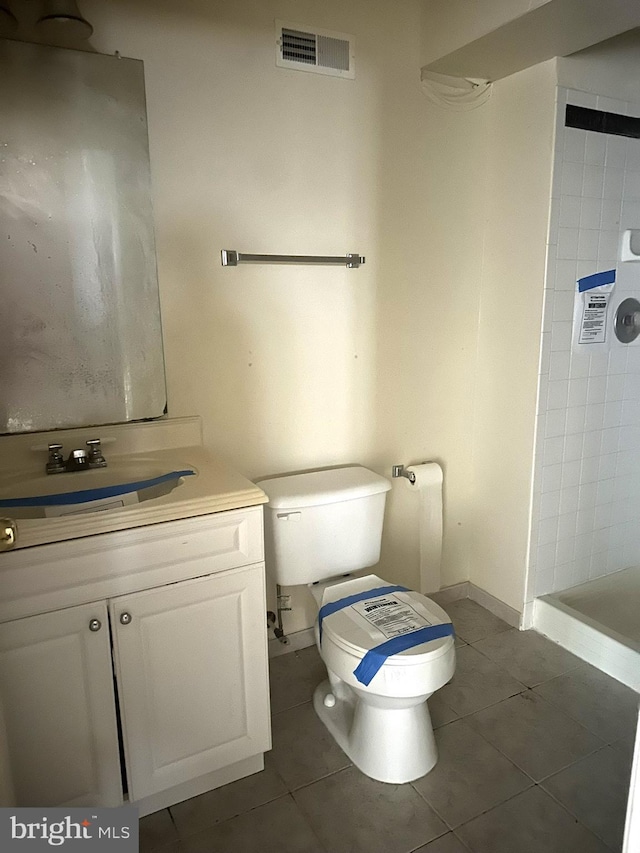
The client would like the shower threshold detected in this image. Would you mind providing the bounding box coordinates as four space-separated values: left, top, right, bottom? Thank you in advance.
534 566 640 692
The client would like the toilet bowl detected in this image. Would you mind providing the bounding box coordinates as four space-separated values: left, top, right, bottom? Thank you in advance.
310 573 455 783
258 465 456 784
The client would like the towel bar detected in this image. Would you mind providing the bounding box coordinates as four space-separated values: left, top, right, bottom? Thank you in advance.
221 250 365 268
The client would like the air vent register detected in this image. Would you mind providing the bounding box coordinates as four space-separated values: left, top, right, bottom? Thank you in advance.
276 21 355 79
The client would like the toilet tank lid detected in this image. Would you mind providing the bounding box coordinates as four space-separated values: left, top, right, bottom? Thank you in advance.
257 466 391 509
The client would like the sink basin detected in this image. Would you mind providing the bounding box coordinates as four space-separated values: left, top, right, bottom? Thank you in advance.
0 459 196 519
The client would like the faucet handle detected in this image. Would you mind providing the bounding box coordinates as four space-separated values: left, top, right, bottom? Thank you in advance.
46 443 65 475
86 438 107 468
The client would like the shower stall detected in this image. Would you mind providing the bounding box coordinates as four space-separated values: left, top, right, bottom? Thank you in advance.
527 83 640 691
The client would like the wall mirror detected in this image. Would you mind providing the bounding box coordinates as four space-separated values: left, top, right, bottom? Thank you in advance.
0 38 166 434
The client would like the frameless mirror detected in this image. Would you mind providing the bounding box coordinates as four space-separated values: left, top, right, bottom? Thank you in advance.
0 38 167 434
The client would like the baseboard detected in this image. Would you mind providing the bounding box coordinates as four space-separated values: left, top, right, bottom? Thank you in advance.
428 581 521 629
268 627 315 658
467 583 520 629
430 582 470 606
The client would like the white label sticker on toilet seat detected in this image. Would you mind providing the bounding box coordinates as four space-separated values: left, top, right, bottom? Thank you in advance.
349 594 431 639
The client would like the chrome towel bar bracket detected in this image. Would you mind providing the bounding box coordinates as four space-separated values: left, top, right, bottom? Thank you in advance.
221 250 365 268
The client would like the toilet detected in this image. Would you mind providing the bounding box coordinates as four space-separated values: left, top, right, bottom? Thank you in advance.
259 465 456 784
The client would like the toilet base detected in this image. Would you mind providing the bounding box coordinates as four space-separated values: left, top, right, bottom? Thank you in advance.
313 679 438 784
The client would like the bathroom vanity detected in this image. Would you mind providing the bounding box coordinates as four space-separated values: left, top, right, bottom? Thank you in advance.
0 41 271 815
0 418 270 816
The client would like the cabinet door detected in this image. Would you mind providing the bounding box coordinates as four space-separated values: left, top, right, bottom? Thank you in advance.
111 565 271 802
0 602 122 807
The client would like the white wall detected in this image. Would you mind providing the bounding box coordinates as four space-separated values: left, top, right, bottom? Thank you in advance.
84 0 487 632
469 61 557 611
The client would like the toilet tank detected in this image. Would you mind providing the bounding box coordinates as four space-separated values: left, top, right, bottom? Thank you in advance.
258 466 392 587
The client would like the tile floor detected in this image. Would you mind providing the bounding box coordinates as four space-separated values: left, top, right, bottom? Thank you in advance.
140 599 639 853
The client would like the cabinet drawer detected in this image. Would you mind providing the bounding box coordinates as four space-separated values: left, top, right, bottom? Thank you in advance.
0 507 264 623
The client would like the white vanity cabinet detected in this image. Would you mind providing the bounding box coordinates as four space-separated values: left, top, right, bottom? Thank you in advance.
0 600 122 808
0 505 270 815
111 565 271 803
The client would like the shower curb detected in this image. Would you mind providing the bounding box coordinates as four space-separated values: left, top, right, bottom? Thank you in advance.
534 595 640 692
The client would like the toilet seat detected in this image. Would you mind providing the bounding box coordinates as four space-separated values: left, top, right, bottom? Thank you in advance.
323 620 453 664
316 574 455 690
322 592 453 664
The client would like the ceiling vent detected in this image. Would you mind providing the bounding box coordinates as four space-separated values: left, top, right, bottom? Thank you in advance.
276 21 355 79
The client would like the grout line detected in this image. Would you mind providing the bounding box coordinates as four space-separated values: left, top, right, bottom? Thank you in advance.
452 626 513 645
288 790 340 853
405 827 451 853
441 682 529 723
170 792 295 842
524 689 610 746
540 781 621 851
463 692 609 786
453 786 538 831
450 828 475 852
270 697 315 715
529 684 613 740
139 810 181 853
285 792 334 853
287 763 352 794
409 783 455 831
456 784 619 852
460 718 539 785
466 642 585 691
536 743 613 784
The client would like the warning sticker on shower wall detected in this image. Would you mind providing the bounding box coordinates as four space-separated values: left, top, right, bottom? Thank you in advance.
578 291 610 344
573 268 616 348
349 595 432 639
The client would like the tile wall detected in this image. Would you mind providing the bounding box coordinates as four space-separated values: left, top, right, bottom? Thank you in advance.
528 86 640 601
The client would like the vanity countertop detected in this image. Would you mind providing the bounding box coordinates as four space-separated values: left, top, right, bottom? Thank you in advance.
0 417 267 551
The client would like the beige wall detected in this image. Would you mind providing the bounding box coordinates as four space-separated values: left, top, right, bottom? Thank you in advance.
420 1 640 83
469 60 557 611
84 0 487 632
557 28 640 100
419 0 552 68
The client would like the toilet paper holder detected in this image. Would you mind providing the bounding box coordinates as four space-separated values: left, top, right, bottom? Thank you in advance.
391 464 416 485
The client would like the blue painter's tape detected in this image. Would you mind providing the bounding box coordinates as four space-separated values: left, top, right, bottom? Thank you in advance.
353 623 455 686
578 269 616 292
0 470 195 508
318 585 409 643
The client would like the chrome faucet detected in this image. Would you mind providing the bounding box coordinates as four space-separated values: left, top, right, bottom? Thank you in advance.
65 448 90 472
45 439 108 474
85 439 107 468
46 444 65 475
